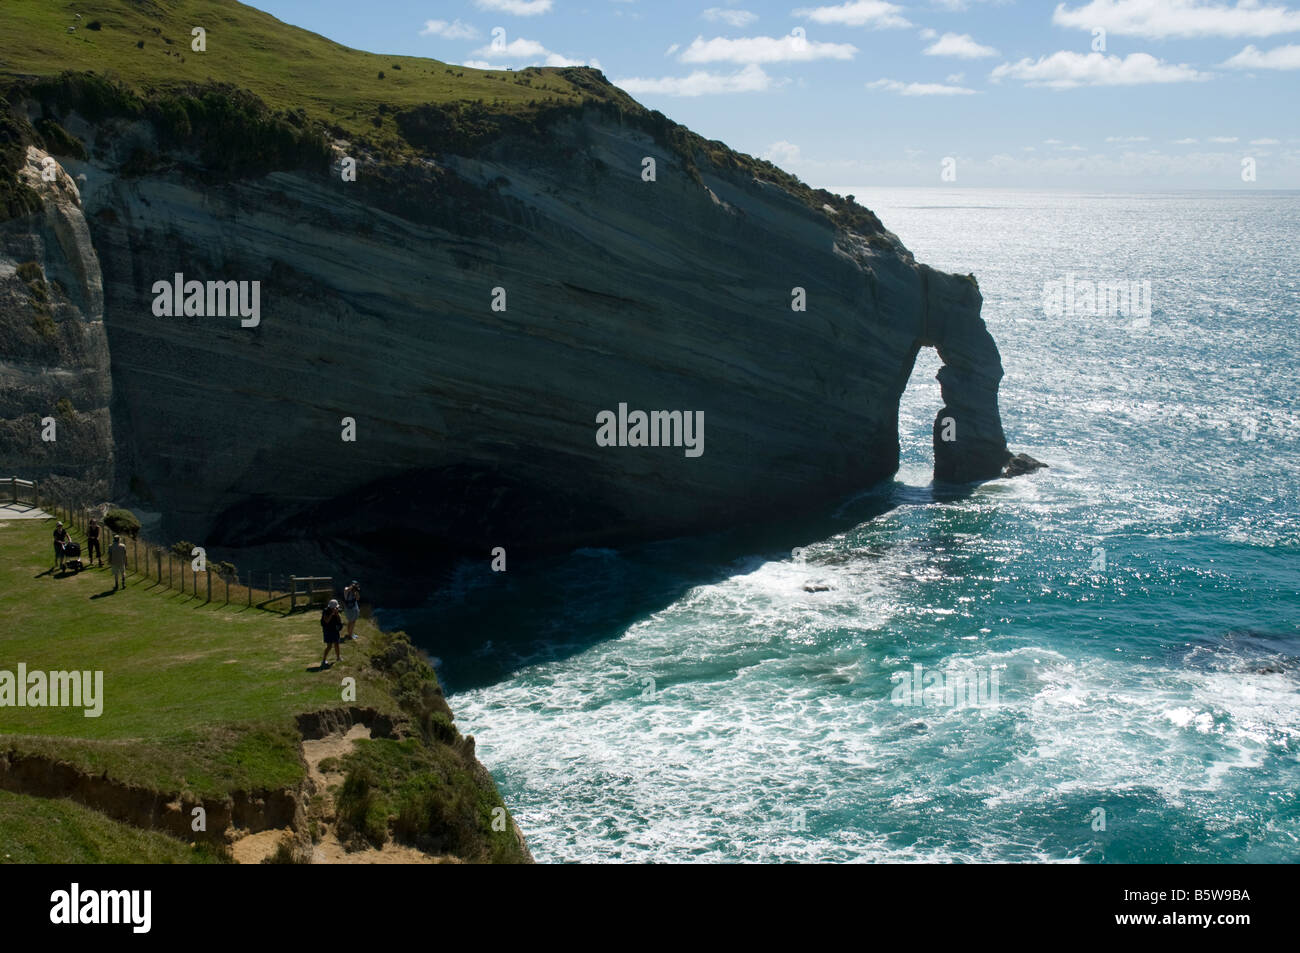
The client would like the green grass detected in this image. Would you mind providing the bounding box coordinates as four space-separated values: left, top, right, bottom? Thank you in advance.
335 737 528 864
0 517 398 799
0 0 605 148
0 516 525 863
0 789 228 863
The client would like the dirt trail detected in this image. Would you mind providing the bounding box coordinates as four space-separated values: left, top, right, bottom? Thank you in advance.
230 723 455 864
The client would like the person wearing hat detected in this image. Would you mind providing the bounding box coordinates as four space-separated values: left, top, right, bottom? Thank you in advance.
319 598 344 668
109 534 128 590
343 580 361 640
53 521 69 570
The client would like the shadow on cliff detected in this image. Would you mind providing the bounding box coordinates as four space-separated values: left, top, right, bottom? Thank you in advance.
392 478 983 693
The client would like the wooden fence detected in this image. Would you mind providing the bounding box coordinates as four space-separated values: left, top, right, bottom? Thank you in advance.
3 476 38 508
33 485 333 614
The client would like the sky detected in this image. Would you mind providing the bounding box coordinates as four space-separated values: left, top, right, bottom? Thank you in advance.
253 0 1300 190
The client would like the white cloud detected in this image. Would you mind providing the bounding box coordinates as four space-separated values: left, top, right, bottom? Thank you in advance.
665 43 681 56
763 140 803 164
474 0 554 15
868 78 977 95
1043 138 1063 144
545 53 603 67
919 28 938 40
1173 137 1198 144
1220 43 1300 69
1209 135 1239 142
1104 135 1149 141
461 60 504 69
469 36 599 67
1053 0 1300 39
680 34 857 62
946 72 966 83
990 51 1208 88
923 32 999 59
1250 138 1281 145
703 7 759 27
472 37 550 58
792 1 911 29
420 19 481 40
616 63 778 96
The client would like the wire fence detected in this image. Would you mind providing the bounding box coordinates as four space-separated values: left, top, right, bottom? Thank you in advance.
29 480 336 614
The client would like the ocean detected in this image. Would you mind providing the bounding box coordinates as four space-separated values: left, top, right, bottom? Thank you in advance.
389 189 1300 862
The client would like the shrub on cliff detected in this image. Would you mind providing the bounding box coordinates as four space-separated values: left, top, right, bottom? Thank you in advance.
335 737 527 862
210 560 237 581
35 118 87 161
103 508 140 538
328 630 530 862
26 72 330 179
366 629 456 746
0 103 41 221
336 764 388 849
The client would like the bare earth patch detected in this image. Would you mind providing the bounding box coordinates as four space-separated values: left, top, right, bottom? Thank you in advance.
275 723 457 864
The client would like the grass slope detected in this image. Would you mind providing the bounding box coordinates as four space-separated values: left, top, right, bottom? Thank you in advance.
0 0 603 144
0 789 227 863
0 516 396 798
0 516 527 863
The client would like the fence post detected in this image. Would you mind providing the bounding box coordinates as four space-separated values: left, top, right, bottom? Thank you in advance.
168 554 173 590
247 571 252 607
225 575 230 606
132 537 137 574
206 571 211 603
290 576 296 613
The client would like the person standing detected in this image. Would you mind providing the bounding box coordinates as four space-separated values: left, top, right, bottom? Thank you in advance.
109 534 128 590
320 599 344 667
343 580 361 640
86 517 103 567
53 521 69 570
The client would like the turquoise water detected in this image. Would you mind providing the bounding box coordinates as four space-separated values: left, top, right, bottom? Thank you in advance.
402 190 1300 862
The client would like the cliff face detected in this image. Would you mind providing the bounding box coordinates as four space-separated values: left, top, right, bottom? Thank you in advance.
0 145 113 497
1 80 1012 571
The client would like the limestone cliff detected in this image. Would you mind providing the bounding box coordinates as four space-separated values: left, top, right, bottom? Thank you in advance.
0 70 1019 581
0 144 113 498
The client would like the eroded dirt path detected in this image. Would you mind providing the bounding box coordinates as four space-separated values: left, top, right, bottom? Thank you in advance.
230 723 454 864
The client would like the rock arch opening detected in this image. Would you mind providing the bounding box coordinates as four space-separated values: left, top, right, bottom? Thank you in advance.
901 267 1012 483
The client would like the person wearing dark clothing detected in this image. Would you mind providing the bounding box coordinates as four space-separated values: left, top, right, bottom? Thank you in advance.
53 522 69 569
86 518 103 567
320 599 344 667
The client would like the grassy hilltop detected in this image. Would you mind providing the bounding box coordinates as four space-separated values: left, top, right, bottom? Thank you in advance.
0 0 884 232
0 516 528 863
0 0 605 134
